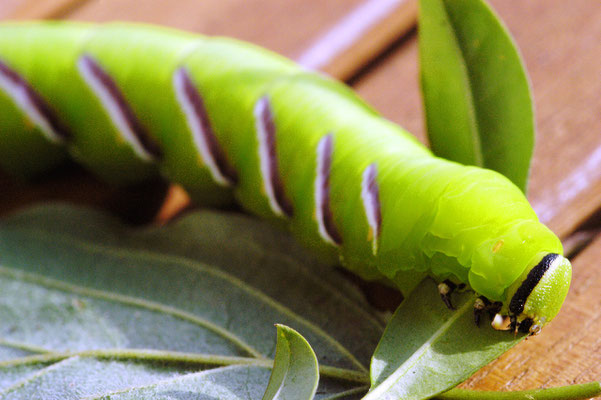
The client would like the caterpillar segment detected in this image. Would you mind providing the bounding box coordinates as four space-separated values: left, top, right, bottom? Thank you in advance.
0 22 571 334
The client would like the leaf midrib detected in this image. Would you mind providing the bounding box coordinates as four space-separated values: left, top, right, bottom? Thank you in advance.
0 227 369 373
0 349 370 396
364 299 473 399
440 0 484 167
0 265 263 359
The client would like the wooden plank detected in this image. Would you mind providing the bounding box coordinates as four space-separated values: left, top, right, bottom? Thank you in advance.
296 0 417 81
353 0 601 240
462 231 601 391
0 0 86 19
66 0 364 58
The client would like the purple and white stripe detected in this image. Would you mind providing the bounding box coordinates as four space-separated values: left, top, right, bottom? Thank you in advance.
173 67 237 186
0 60 69 143
361 163 382 254
315 133 342 246
254 96 293 217
77 54 161 162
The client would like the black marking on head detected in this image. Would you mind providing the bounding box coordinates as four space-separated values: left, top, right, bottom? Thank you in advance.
0 59 70 142
518 318 534 334
255 96 293 217
316 133 342 246
79 55 161 160
509 253 560 316
175 67 238 185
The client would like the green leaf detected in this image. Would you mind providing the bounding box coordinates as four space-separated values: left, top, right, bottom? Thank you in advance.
419 0 535 193
262 325 319 400
0 203 375 399
365 279 524 400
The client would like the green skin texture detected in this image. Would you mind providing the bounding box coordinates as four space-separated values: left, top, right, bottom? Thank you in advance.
0 22 571 328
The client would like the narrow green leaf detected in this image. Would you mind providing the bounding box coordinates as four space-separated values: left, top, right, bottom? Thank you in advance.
365 279 524 400
0 203 375 399
438 381 601 400
262 325 319 400
419 0 535 193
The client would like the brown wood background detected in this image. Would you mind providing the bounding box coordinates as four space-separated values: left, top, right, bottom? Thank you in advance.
2 0 601 396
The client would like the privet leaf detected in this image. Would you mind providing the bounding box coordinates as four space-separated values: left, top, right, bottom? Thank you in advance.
419 0 535 193
365 279 524 400
262 325 319 400
0 203 376 399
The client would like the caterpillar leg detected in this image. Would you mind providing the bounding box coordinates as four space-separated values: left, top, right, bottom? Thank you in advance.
473 296 502 326
437 280 457 310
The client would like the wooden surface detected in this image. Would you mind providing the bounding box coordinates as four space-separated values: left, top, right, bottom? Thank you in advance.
2 0 601 396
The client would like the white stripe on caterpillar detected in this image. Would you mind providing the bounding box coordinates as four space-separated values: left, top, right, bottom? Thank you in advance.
361 163 382 255
0 60 67 144
254 96 293 217
315 133 342 246
77 54 160 162
173 67 237 186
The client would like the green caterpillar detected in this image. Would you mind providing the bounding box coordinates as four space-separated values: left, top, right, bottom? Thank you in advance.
0 21 571 334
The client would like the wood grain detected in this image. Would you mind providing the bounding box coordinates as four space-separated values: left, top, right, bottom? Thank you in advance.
296 0 417 81
0 0 86 19
66 0 364 58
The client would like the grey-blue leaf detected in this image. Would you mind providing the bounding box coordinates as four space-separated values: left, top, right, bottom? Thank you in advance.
0 203 375 399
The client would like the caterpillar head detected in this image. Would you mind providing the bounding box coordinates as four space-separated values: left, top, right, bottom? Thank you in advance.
492 253 571 335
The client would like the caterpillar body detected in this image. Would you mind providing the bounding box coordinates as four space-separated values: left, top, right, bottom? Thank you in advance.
0 21 571 334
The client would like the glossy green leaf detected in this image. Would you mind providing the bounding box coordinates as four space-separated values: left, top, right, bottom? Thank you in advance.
419 0 535 193
0 203 375 399
365 279 525 400
262 325 319 400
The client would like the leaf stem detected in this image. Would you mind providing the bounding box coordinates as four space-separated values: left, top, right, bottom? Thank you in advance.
437 382 601 400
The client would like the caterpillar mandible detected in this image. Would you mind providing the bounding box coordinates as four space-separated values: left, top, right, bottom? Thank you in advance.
0 21 571 335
